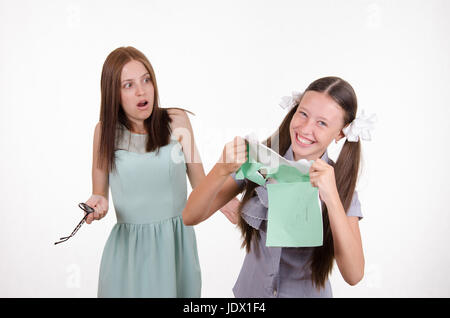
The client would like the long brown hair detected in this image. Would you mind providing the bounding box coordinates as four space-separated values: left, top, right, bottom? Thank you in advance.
98 46 178 172
237 76 361 289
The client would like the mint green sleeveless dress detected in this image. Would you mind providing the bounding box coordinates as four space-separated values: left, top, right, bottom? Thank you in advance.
97 125 201 297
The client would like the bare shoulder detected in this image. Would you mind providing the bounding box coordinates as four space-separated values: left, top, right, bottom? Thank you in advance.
167 107 189 119
94 121 103 137
167 108 192 130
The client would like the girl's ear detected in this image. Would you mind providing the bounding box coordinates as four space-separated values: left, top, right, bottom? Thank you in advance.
335 124 349 142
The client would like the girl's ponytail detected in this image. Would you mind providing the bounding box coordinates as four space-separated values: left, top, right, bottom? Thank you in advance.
310 139 360 289
334 140 361 212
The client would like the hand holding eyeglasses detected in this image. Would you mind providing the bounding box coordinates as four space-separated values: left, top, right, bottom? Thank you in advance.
84 194 109 224
54 203 95 245
54 195 109 245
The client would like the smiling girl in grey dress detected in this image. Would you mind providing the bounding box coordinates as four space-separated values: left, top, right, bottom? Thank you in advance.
183 77 367 297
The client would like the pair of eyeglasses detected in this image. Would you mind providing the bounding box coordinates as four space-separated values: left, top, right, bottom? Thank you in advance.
54 203 95 245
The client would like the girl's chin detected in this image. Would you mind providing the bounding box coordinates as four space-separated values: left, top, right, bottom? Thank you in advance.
292 149 311 161
292 143 322 161
134 110 152 119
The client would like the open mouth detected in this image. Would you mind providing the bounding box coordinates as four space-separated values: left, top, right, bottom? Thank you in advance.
137 100 149 109
295 133 315 146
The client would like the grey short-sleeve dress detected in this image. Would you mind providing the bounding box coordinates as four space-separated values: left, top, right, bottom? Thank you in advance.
230 145 363 298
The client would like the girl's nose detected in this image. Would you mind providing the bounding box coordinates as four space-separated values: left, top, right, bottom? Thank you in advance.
300 119 314 135
135 84 144 96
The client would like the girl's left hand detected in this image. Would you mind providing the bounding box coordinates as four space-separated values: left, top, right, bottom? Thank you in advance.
219 197 240 225
309 159 340 205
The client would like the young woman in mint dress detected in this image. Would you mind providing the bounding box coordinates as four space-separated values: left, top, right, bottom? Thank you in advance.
82 46 235 297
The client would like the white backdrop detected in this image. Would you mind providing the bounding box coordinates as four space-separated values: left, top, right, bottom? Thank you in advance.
1 0 449 297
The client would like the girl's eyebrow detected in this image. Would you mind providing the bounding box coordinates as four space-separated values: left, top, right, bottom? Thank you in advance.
121 72 150 83
298 106 308 113
298 106 330 122
317 116 329 122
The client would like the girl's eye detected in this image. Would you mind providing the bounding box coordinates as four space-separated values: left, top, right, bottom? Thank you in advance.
299 111 307 117
123 82 132 88
318 121 327 127
144 77 151 83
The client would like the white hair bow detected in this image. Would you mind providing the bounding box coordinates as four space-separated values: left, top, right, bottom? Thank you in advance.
342 110 377 142
279 91 303 111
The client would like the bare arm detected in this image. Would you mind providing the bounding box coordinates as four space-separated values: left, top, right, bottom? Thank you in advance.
310 159 364 285
168 108 205 189
92 122 109 198
183 136 247 225
85 121 109 224
183 167 242 225
327 202 365 285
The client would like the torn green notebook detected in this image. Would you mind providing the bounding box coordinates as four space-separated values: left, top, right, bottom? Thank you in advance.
235 139 323 247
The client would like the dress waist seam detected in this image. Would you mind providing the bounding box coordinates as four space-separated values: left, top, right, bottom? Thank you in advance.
116 214 182 225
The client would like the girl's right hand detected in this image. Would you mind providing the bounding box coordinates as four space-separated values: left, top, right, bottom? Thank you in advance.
217 136 247 176
84 194 109 224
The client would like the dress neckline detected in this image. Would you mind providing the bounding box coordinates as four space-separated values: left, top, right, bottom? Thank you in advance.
119 123 148 136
